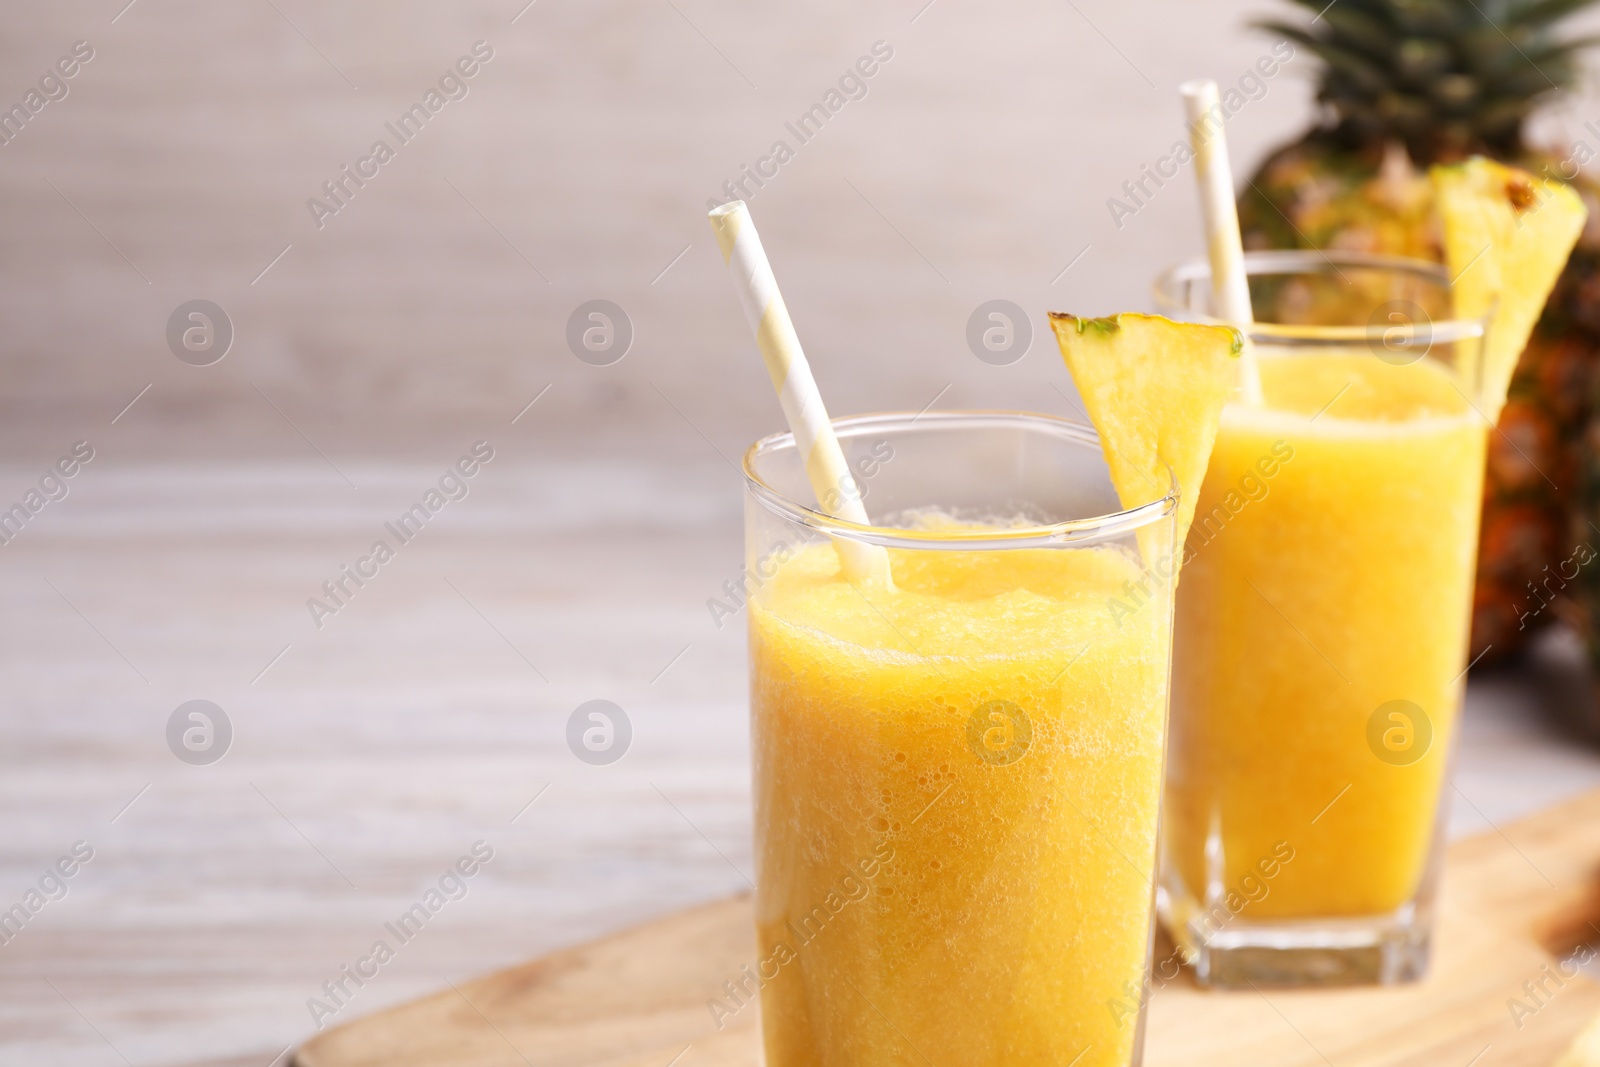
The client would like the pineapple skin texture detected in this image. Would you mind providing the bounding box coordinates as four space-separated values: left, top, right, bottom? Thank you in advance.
1237 137 1600 663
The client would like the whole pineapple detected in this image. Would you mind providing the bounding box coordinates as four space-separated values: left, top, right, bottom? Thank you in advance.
1238 0 1600 664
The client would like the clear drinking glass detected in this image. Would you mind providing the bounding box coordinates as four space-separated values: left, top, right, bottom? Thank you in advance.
1153 250 1491 987
741 411 1176 1067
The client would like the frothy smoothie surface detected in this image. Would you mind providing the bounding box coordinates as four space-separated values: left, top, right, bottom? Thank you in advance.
1250 349 1473 423
752 539 1170 1067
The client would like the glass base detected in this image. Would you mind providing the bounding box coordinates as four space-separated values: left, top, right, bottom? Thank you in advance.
1160 888 1433 989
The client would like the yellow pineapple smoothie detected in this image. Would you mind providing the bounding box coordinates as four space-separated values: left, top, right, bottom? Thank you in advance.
751 539 1170 1067
1167 351 1487 922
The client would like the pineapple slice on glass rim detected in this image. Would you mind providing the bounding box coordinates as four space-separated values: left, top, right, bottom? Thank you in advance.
1047 312 1242 572
1432 157 1586 422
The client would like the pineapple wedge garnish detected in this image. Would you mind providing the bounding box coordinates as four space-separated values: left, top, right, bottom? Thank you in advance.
1048 312 1241 566
1432 157 1586 422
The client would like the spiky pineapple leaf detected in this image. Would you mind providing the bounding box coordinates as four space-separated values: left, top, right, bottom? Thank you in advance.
1256 22 1394 89
1260 0 1600 160
1514 0 1600 29
1321 6 1399 54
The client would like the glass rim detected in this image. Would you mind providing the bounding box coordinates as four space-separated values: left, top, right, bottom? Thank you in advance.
1152 249 1489 346
741 410 1176 550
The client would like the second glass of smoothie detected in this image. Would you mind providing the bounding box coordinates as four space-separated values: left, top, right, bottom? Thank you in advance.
1154 250 1490 987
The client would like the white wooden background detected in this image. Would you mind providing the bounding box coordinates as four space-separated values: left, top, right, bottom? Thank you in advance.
5 1 1600 1065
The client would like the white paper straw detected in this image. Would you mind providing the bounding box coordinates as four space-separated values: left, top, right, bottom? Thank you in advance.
709 201 894 587
1181 79 1264 406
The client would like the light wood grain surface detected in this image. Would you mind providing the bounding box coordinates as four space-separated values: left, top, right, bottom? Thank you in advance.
293 787 1600 1067
6 2 1600 1066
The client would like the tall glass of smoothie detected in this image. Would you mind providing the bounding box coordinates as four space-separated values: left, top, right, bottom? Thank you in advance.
743 411 1177 1067
1153 250 1491 986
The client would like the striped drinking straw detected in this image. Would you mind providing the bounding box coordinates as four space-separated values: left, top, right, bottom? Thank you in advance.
709 200 895 588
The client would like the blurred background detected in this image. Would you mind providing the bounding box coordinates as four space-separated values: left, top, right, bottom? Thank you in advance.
9 0 1600 1064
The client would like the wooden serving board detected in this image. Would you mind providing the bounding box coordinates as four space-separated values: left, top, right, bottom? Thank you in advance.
296 789 1600 1067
